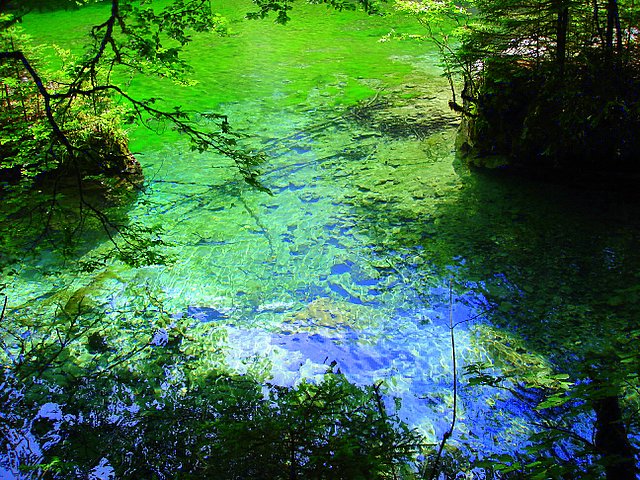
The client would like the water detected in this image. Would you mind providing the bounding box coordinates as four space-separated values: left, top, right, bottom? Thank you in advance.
9 0 640 469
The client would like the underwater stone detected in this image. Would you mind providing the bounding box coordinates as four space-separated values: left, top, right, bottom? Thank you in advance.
292 145 311 154
353 132 383 140
374 177 397 186
286 297 355 329
354 277 379 287
256 301 295 313
273 331 385 374
187 306 229 322
386 158 403 167
328 282 363 305
299 192 320 203
326 237 346 249
330 262 353 275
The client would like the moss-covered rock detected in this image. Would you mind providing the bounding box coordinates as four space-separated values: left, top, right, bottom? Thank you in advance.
458 60 640 180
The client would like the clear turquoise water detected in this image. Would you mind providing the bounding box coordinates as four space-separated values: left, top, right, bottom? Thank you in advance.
12 0 640 462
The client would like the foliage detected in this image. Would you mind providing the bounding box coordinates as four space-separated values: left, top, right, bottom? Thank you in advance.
390 0 473 106
0 1 273 271
459 324 640 479
0 286 421 479
396 0 640 173
248 0 387 24
0 26 139 180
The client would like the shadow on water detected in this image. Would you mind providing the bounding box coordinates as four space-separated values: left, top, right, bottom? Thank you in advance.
0 175 144 267
355 160 640 360
348 148 640 460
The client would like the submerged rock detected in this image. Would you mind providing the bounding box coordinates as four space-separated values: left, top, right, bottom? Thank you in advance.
286 297 354 329
347 83 457 140
282 296 380 335
256 301 295 313
187 306 229 323
272 331 385 374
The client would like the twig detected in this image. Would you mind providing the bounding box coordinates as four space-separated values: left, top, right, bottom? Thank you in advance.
427 278 457 480
452 307 493 329
0 296 7 324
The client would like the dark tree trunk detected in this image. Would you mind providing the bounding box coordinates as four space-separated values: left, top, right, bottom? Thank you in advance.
605 0 622 60
593 0 605 45
556 5 570 76
614 2 623 55
594 395 637 480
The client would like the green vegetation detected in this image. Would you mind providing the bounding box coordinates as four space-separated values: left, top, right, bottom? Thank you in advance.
248 0 387 23
397 0 640 176
1 287 420 478
0 0 269 268
2 0 640 479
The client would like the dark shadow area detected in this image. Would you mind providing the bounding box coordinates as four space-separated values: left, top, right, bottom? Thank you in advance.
348 153 640 474
353 159 640 360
